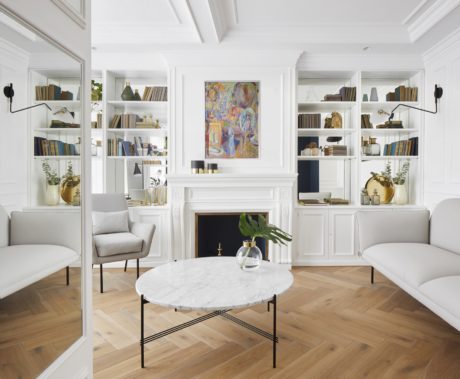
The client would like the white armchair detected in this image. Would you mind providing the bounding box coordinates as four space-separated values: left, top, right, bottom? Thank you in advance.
92 194 155 293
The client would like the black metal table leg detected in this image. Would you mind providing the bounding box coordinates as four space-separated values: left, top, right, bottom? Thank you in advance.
273 294 277 368
371 266 374 284
66 266 70 286
141 295 145 368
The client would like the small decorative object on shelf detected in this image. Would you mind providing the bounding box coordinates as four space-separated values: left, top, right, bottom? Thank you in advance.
371 189 380 205
42 159 61 206
324 112 342 129
361 188 371 205
61 161 80 205
370 87 378 102
133 89 141 101
237 213 292 271
121 81 134 101
191 160 205 174
362 94 369 102
368 137 380 156
207 163 218 173
366 162 394 204
393 161 410 205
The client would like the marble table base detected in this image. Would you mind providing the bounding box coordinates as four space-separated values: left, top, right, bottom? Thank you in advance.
140 294 279 369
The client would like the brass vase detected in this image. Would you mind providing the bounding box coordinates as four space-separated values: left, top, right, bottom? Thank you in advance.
365 175 394 204
61 175 81 205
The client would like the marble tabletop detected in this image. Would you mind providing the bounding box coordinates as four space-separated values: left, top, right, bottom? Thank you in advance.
136 257 294 311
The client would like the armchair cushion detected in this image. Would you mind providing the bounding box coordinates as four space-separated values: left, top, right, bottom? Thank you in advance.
92 210 129 235
94 232 143 257
363 243 460 287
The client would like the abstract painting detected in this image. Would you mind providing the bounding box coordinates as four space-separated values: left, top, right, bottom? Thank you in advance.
205 81 259 159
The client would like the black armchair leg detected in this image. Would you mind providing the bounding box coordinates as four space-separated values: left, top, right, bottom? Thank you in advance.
66 266 70 286
137 258 140 278
371 266 374 284
100 264 104 293
124 260 128 272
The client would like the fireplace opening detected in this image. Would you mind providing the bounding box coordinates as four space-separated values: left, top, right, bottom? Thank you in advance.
195 212 269 259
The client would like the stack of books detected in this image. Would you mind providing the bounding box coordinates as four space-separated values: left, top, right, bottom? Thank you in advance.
35 85 74 100
386 86 418 101
34 137 78 156
361 114 373 129
339 86 356 101
383 137 418 156
109 114 141 129
142 86 168 101
323 94 342 101
107 136 160 157
376 120 404 129
50 120 80 128
324 145 348 156
298 114 321 129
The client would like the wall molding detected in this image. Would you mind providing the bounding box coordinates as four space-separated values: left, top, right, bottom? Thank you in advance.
423 26 460 63
51 0 86 29
407 0 460 42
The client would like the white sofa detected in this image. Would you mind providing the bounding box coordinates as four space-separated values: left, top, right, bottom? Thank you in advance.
356 198 460 331
0 206 80 299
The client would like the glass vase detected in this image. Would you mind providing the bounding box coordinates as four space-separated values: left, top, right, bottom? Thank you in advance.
236 240 262 271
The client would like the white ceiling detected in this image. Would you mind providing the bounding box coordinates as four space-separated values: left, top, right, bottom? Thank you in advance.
91 0 460 54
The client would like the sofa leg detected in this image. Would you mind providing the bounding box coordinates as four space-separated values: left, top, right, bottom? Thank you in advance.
100 264 104 293
124 260 128 272
66 266 70 286
137 259 140 278
371 266 374 284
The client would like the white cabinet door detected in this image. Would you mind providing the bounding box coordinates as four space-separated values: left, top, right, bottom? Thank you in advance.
129 208 170 265
329 209 357 260
294 209 328 264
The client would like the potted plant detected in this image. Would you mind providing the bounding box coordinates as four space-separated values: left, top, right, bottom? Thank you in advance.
42 159 61 206
91 80 103 101
393 161 410 205
237 213 292 271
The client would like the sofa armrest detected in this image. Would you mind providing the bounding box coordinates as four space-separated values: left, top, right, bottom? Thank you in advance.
355 210 430 254
130 222 156 257
10 211 80 253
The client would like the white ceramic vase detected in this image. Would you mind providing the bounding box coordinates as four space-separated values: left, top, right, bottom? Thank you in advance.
393 184 408 205
45 184 60 206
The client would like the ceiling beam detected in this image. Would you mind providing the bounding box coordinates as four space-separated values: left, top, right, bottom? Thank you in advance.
186 0 228 43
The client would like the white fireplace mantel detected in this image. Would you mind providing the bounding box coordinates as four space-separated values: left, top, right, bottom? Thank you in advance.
168 173 296 265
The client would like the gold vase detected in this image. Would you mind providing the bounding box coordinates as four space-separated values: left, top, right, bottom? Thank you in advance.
365 175 394 204
61 175 81 205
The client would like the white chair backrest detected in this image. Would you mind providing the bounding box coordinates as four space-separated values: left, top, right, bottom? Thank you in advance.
92 193 128 213
430 198 460 255
0 206 9 247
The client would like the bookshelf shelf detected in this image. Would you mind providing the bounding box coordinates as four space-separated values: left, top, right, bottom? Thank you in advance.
107 100 167 109
361 101 420 113
360 156 419 161
106 128 168 136
297 128 356 137
298 101 356 112
34 128 81 134
33 156 81 160
360 128 418 136
297 155 356 161
34 100 81 110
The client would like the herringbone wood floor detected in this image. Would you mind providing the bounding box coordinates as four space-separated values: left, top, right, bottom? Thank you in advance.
0 268 82 379
93 267 460 379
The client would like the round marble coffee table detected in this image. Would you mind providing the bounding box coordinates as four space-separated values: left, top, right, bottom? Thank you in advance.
136 256 293 369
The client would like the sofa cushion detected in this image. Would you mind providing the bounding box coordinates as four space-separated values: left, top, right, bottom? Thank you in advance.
430 198 460 255
363 243 460 287
0 206 8 247
0 244 78 299
92 210 129 235
93 232 143 257
419 276 460 330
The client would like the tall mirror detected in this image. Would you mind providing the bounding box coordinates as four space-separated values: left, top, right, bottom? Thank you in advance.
0 9 83 378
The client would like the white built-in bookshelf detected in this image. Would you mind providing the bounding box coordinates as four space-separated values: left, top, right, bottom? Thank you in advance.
91 70 169 205
296 70 423 207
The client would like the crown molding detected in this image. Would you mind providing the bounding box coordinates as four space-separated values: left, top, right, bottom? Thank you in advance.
0 36 30 64
407 0 460 42
423 27 460 63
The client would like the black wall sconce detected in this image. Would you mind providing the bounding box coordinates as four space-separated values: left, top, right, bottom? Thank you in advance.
388 84 443 122
3 83 51 113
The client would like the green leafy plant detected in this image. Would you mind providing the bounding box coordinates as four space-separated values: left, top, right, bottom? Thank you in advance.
63 160 74 180
239 213 292 245
393 161 410 185
42 159 60 185
370 162 393 186
91 80 103 101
